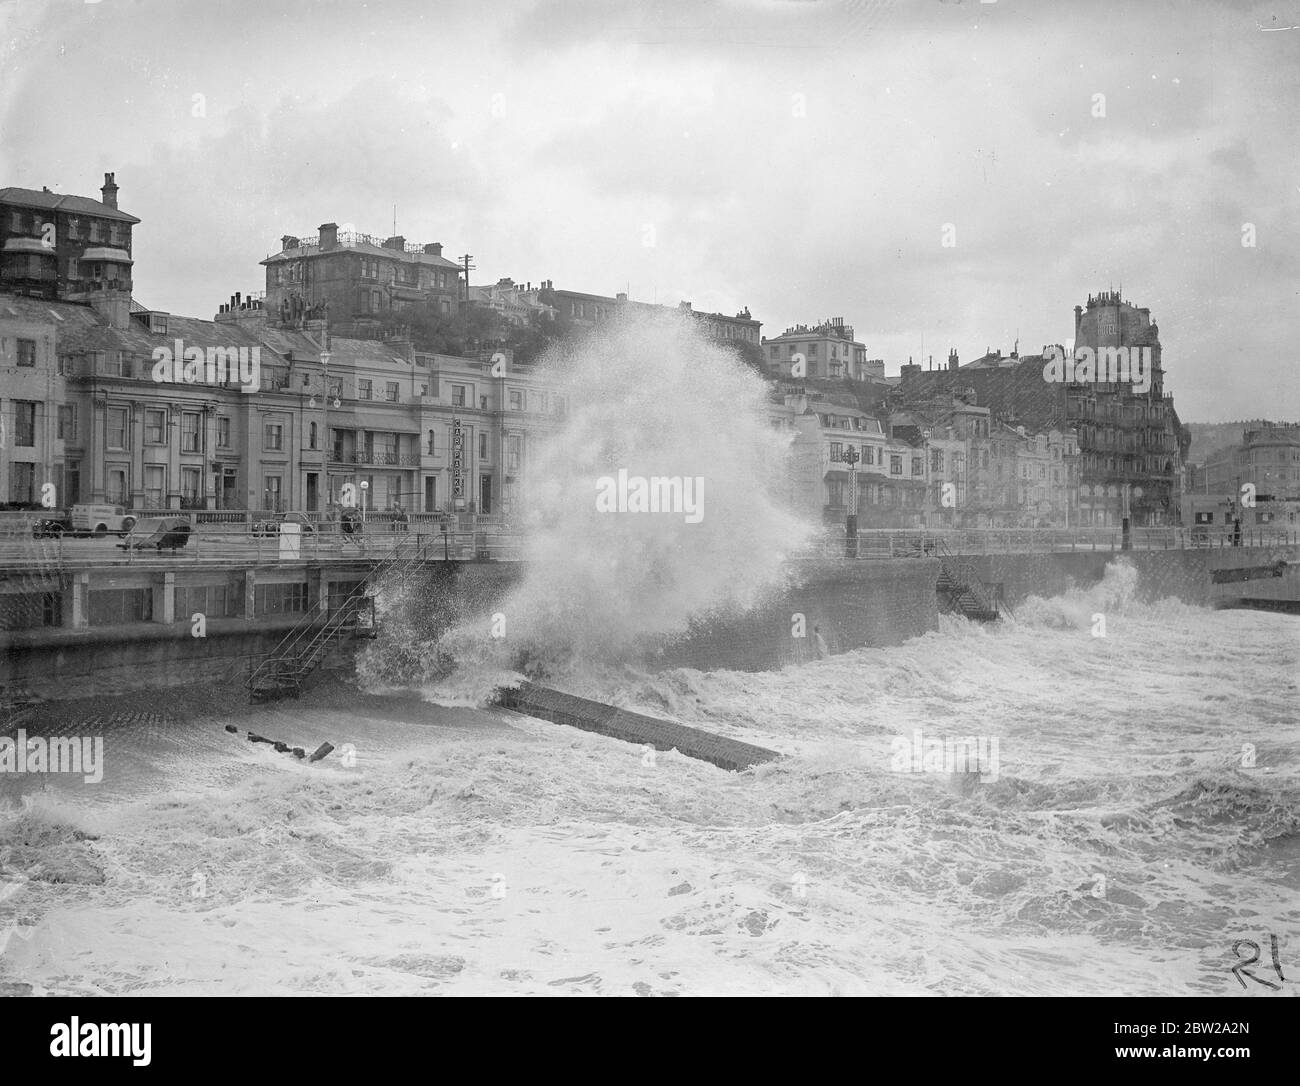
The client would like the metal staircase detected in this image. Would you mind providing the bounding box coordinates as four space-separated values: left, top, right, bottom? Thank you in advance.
245 535 436 701
934 540 1008 622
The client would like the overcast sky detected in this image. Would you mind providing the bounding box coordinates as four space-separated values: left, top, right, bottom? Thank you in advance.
1 0 1296 422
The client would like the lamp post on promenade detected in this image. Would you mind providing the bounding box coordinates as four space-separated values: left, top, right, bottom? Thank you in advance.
844 445 860 558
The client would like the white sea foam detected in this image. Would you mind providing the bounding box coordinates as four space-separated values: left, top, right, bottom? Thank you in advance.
3 575 1297 996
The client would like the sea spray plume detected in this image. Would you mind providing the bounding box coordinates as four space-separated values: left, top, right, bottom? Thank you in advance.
431 310 813 694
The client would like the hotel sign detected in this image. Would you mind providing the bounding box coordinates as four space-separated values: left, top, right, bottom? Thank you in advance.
452 417 465 501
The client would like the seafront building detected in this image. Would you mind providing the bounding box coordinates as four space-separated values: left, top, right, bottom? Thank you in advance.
260 223 466 336
762 318 881 382
893 292 1188 527
0 177 565 517
530 280 762 346
772 389 929 528
0 173 1187 538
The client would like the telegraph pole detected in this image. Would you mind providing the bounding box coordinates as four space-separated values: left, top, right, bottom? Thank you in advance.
459 253 475 306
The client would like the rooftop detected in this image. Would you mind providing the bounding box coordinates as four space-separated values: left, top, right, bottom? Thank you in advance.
0 186 140 225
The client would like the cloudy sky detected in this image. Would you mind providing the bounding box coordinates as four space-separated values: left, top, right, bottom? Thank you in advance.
1 0 1296 421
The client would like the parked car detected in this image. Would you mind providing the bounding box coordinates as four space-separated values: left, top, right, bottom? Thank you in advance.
250 511 316 537
117 517 192 552
32 515 73 538
70 503 137 536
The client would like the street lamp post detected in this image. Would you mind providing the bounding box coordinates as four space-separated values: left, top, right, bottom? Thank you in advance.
844 445 860 558
359 480 369 524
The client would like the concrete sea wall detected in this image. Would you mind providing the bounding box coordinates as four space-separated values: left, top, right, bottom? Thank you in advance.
4 546 1297 704
957 545 1300 608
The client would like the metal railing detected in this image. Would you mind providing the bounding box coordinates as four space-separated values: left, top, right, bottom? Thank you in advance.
792 526 1300 560
0 519 524 567
245 533 437 696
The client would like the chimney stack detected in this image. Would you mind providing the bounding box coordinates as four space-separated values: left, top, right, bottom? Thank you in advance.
281 235 300 251
101 172 119 210
384 236 406 251
424 242 443 257
319 222 339 251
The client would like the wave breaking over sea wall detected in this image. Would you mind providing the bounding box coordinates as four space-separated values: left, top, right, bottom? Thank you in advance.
359 311 812 704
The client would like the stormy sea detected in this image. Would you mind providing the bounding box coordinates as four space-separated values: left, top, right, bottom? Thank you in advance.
1 317 1296 996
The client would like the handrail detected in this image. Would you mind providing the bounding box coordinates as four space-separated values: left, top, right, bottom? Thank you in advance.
246 534 432 691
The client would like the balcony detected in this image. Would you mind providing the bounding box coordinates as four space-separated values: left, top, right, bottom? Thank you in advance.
332 450 421 466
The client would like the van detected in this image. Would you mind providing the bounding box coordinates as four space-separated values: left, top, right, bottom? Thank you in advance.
70 503 137 536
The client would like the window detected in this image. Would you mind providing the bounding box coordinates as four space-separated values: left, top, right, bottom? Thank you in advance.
912 457 923 476
452 384 466 407
254 582 308 616
217 417 230 448
509 389 522 411
358 379 372 400
535 392 548 414
144 465 165 508
182 412 201 452
58 405 76 441
864 446 875 465
385 382 399 402
479 433 488 459
9 462 35 503
89 587 152 625
507 434 521 472
309 422 318 449
931 449 944 471
103 351 122 376
181 466 201 507
827 479 844 507
890 454 903 476
263 422 283 451
829 442 843 462
16 339 35 367
262 474 282 511
145 409 166 444
14 401 36 446
0 591 61 630
105 468 128 503
175 584 238 621
89 220 102 242
427 429 436 454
